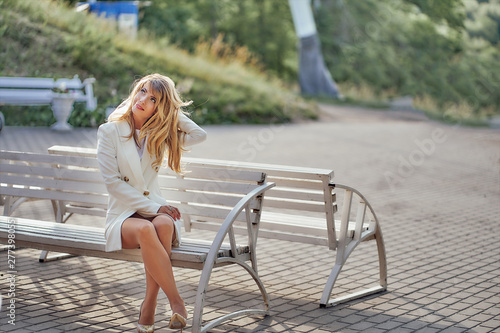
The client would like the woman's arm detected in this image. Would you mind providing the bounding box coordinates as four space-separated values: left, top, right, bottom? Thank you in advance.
97 124 162 215
178 113 207 147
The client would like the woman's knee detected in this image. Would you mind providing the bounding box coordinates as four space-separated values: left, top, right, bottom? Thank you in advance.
152 215 175 235
136 221 157 242
122 218 157 248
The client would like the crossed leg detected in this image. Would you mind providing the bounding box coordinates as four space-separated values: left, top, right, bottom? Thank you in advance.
121 214 187 325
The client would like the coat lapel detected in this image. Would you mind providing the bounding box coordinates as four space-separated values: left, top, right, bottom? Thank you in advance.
116 121 147 189
141 146 153 171
141 144 158 185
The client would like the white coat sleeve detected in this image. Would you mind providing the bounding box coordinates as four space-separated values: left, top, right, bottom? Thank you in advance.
178 113 207 147
97 124 162 215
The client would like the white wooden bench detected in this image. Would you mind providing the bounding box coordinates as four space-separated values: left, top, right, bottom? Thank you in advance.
0 149 275 333
1 145 388 326
44 146 387 308
0 75 97 131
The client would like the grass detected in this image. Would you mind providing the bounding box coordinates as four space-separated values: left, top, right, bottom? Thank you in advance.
413 95 493 126
0 0 317 127
314 82 494 126
315 83 392 109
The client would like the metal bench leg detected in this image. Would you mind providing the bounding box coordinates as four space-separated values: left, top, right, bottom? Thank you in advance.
39 200 76 262
319 224 387 308
39 250 76 262
192 258 270 333
3 196 28 216
375 224 388 291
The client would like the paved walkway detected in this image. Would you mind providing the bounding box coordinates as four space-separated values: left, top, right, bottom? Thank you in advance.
0 104 499 332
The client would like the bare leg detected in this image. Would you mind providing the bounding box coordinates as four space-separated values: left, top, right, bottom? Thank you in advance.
151 216 186 317
139 271 159 325
122 216 187 324
139 216 184 324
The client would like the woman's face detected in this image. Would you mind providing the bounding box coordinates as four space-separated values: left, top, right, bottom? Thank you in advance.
132 82 158 126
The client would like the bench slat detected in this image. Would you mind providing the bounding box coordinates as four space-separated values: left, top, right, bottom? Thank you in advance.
0 90 53 104
49 145 97 157
0 162 104 182
0 174 108 194
176 166 265 183
0 217 249 264
64 205 107 217
262 197 325 212
182 157 333 180
0 151 99 168
160 189 252 209
8 221 105 239
4 217 244 255
263 187 325 202
0 77 56 88
175 203 258 223
159 177 260 195
265 177 325 190
0 186 108 206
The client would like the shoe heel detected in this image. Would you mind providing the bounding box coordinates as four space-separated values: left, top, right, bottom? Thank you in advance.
169 313 187 330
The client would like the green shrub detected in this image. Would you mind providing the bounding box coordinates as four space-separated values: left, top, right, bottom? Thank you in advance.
0 0 315 127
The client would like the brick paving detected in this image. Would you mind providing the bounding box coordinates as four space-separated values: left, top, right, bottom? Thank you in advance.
0 104 499 332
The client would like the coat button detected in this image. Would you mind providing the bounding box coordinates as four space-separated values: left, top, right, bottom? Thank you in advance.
124 176 129 182
143 191 150 196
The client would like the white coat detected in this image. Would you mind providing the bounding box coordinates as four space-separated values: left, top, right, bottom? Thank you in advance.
97 114 207 251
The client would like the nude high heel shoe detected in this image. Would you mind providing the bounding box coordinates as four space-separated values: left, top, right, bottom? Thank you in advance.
137 302 155 333
168 313 187 332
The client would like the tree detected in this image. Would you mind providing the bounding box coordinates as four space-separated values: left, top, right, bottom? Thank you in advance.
404 0 466 29
289 0 341 98
140 0 297 79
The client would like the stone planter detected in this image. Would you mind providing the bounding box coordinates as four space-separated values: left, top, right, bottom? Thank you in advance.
51 94 76 131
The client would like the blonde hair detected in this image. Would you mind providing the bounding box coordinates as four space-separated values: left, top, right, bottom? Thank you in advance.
108 73 192 173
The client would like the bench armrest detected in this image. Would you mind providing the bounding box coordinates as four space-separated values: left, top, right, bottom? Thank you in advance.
204 182 275 264
329 183 380 225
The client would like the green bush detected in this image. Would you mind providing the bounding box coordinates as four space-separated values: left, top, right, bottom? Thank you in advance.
0 0 315 127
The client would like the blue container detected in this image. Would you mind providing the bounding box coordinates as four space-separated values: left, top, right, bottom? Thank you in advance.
87 1 138 19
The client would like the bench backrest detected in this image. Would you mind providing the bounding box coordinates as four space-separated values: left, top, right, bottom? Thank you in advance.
0 76 97 110
46 146 335 209
45 146 335 216
45 146 342 249
0 150 267 229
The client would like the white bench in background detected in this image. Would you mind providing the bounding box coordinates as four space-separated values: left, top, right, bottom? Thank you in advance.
0 75 97 131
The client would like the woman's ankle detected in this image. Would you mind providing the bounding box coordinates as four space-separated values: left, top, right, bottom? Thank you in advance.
139 299 157 324
170 299 187 317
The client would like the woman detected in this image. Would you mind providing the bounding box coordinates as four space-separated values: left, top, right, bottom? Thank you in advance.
97 73 207 332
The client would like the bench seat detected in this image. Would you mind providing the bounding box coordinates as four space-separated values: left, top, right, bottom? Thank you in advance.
0 216 250 269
